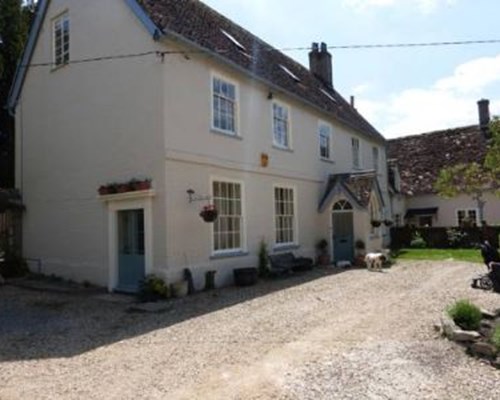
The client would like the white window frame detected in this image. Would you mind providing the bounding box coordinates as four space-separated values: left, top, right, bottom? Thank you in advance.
318 121 333 160
210 178 246 255
211 73 239 136
352 137 361 169
272 101 292 150
456 208 479 227
273 185 298 247
52 11 70 68
372 146 379 172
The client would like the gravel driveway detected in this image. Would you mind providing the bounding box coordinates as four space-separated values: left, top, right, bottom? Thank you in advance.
1 260 499 399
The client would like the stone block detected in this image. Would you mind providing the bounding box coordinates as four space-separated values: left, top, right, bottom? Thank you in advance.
471 342 498 358
452 329 481 342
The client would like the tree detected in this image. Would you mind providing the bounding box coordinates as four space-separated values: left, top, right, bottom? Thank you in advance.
435 117 500 225
0 0 35 187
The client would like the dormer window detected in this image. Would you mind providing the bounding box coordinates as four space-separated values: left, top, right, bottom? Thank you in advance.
220 29 246 52
53 12 70 67
279 65 300 83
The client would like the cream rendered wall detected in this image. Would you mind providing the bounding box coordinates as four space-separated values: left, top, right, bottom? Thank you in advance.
16 0 167 285
158 39 389 285
406 192 500 227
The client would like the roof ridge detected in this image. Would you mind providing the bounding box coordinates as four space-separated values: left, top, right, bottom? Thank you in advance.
388 124 479 142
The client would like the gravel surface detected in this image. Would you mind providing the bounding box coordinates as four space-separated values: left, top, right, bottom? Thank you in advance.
1 260 499 399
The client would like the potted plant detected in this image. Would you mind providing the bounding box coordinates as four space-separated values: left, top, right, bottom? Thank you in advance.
200 204 218 222
315 239 329 266
354 239 366 267
371 220 382 228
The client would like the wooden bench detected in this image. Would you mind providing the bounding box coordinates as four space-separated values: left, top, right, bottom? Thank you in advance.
268 252 313 276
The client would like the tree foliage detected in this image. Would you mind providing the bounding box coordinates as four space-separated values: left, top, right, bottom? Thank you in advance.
0 0 35 187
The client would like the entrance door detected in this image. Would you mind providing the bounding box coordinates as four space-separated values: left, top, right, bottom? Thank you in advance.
117 209 145 293
332 201 354 263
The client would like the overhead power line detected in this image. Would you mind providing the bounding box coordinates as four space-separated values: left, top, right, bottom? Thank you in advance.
22 39 500 68
286 39 500 51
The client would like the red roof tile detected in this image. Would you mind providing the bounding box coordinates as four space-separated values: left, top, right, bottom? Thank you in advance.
387 125 487 196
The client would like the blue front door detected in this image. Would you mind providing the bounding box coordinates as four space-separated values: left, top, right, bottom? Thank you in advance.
332 211 354 263
117 209 145 293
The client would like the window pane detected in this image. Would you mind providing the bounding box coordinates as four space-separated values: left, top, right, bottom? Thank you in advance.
213 181 242 251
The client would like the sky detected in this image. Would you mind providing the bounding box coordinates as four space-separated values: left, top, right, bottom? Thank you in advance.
202 0 500 138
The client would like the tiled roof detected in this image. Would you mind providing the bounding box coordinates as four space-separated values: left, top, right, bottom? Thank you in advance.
137 0 384 143
387 125 487 196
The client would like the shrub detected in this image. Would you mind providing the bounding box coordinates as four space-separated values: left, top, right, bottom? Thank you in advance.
138 274 170 302
492 325 500 351
446 228 469 248
410 231 427 248
447 299 482 331
258 239 269 278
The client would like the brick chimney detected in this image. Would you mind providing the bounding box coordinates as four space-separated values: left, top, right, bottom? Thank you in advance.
477 99 490 139
309 42 333 89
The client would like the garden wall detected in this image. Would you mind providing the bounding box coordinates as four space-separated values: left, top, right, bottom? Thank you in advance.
390 226 500 249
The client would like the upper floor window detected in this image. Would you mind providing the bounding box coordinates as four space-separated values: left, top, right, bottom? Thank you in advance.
272 102 290 149
352 137 360 169
212 76 237 135
372 146 379 172
53 12 70 67
319 122 332 160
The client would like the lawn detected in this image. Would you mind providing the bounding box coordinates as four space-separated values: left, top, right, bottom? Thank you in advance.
393 248 483 264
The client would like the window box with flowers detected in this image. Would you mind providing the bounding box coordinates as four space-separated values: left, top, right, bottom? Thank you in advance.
200 204 218 223
98 178 152 196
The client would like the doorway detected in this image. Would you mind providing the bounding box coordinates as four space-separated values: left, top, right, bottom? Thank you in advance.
332 200 354 263
117 209 145 293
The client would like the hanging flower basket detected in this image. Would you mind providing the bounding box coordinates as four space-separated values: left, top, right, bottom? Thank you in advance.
371 220 382 228
384 219 394 227
200 204 218 223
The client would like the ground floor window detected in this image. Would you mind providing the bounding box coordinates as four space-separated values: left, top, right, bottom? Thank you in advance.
274 186 296 245
456 209 478 227
212 180 243 252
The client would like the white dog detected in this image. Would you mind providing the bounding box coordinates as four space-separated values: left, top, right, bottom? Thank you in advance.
365 252 386 272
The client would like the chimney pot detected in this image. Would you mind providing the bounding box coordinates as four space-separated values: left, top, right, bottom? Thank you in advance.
350 95 355 108
477 99 491 139
309 42 333 89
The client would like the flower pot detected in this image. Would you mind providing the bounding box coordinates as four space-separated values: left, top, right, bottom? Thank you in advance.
233 267 258 286
317 254 330 266
200 209 218 222
117 183 130 193
135 180 151 191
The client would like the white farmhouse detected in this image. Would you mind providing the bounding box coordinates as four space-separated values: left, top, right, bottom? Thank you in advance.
8 0 390 292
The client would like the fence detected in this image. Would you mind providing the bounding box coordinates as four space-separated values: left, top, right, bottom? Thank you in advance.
390 226 500 249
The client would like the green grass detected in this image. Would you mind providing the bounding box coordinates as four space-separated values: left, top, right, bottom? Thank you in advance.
393 248 482 263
